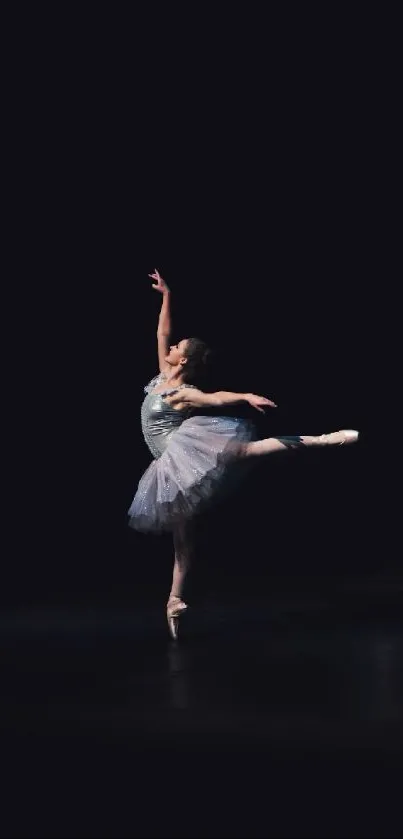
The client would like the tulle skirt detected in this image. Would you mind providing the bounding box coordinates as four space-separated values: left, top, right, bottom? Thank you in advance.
128 415 255 533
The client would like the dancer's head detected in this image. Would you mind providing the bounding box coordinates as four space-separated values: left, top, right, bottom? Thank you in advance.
165 338 212 384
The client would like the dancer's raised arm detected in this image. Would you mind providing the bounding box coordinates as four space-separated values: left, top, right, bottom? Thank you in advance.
148 269 171 374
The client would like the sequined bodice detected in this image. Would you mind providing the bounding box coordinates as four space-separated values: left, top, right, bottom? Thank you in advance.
141 373 194 459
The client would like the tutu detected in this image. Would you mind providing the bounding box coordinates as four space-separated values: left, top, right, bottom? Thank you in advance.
128 408 255 533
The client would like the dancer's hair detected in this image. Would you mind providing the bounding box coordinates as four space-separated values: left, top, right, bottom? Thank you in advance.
182 338 213 385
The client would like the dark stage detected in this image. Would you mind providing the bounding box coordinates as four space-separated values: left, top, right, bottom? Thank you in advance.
2 572 403 838
11 14 396 834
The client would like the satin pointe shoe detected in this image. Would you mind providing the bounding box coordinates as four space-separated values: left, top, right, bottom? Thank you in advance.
318 429 359 446
167 595 188 641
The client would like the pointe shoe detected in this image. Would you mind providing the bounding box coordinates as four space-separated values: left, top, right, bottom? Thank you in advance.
318 429 359 446
167 595 188 641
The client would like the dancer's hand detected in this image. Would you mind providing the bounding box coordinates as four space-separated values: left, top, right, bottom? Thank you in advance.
246 393 278 413
148 269 170 295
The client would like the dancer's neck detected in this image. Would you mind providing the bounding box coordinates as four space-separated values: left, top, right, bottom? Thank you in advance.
165 365 186 387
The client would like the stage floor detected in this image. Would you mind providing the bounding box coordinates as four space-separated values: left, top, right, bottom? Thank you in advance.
2 581 403 838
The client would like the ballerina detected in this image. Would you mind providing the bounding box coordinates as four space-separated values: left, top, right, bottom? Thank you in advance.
128 269 359 639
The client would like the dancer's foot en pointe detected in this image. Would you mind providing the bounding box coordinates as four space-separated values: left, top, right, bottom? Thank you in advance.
167 594 188 641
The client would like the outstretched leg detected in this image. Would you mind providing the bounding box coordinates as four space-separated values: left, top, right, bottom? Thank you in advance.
167 519 194 640
242 429 359 458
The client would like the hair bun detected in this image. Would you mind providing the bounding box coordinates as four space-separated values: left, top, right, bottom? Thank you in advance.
183 338 213 383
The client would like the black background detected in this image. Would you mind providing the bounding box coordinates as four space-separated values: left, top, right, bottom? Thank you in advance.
4 10 400 839
11 6 392 613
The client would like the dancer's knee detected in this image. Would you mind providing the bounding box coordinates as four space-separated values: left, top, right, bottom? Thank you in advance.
238 441 250 458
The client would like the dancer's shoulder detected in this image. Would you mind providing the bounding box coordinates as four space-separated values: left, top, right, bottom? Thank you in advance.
144 371 167 393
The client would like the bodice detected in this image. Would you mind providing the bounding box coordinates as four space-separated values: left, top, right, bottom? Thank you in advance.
141 373 194 459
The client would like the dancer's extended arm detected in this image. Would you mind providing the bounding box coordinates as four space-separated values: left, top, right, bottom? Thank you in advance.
169 388 277 414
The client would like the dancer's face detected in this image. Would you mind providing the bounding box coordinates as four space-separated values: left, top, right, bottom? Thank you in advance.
165 339 189 368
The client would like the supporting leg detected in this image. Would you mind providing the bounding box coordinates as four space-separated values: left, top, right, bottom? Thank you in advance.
170 519 194 599
167 519 194 640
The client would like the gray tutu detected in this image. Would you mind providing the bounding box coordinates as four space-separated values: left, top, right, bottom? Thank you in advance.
128 373 255 533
